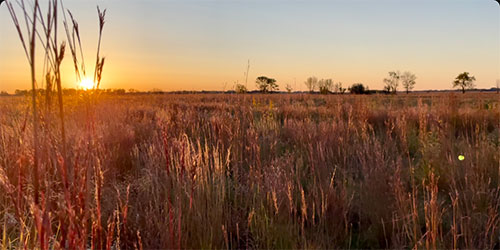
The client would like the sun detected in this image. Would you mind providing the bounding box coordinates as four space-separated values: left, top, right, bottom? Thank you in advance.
78 78 95 90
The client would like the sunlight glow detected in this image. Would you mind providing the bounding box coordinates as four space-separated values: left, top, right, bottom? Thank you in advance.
78 78 95 90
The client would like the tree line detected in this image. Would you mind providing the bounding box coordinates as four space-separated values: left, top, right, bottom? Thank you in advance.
234 71 479 94
1 72 481 96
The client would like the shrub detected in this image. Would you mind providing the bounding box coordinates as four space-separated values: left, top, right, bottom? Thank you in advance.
349 83 367 94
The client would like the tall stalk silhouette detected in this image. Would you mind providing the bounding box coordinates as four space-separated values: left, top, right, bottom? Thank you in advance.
6 0 41 205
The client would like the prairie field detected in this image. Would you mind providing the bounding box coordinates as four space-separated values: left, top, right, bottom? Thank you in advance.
0 92 499 249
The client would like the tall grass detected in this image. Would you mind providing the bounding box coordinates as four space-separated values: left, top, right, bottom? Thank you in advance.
6 0 40 209
1 91 498 249
0 0 116 248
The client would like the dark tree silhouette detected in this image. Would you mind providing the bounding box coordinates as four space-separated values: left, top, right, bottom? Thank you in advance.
453 72 476 94
349 83 367 94
401 71 417 94
318 79 333 94
256 76 278 93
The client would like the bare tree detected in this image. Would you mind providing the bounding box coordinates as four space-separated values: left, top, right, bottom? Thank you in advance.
334 82 346 94
401 71 417 94
304 76 318 93
318 78 333 94
383 71 400 94
235 83 247 93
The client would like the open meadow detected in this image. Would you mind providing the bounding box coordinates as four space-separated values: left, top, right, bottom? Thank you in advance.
0 92 499 249
1 0 499 248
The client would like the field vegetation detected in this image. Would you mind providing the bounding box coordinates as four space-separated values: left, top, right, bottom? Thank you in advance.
0 92 499 249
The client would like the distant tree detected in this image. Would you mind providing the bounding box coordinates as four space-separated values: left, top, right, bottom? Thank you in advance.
304 76 318 93
235 83 248 93
334 82 346 94
256 76 278 93
15 89 28 96
383 85 391 94
285 84 293 93
128 88 138 93
318 79 333 94
349 83 367 94
150 88 164 94
453 72 476 94
401 71 417 94
0 91 9 96
383 71 400 94
113 89 126 95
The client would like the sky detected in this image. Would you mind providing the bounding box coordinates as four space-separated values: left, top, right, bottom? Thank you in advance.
0 0 498 92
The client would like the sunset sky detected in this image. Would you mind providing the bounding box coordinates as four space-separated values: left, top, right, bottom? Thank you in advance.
0 0 498 92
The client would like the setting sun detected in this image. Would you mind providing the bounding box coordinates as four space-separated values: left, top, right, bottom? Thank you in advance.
78 78 95 90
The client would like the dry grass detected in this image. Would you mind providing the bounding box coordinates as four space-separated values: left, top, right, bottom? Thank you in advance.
1 1 499 248
0 92 498 249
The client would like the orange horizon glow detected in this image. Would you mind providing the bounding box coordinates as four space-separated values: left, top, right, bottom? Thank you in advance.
0 0 498 93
